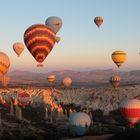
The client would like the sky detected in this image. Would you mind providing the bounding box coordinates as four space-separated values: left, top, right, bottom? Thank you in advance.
0 0 140 73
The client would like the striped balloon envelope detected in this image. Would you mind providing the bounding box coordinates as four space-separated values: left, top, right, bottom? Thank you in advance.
112 50 126 68
119 99 140 126
110 75 121 88
24 24 56 67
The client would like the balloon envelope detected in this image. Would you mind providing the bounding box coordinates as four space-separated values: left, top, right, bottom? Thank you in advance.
45 16 62 34
1 75 10 87
94 16 103 28
18 91 30 107
47 74 56 84
55 36 61 43
13 42 24 56
0 52 10 75
112 50 126 67
69 112 91 136
110 75 121 88
24 24 56 67
119 99 140 125
62 77 72 88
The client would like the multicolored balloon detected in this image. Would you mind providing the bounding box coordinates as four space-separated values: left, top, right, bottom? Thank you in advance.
119 99 140 126
45 16 62 34
0 52 10 75
24 24 56 67
112 50 127 68
94 16 103 28
110 75 121 88
13 42 24 57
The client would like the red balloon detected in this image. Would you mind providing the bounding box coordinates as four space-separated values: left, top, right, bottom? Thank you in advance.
119 99 140 125
18 91 30 107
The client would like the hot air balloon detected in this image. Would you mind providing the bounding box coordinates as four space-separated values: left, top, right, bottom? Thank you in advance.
55 36 61 43
0 52 10 75
112 50 126 68
62 77 72 88
45 16 62 34
69 112 91 136
24 24 56 67
13 42 24 57
110 75 121 88
47 74 56 84
1 75 10 87
0 96 8 108
18 91 30 107
119 99 140 126
94 16 103 28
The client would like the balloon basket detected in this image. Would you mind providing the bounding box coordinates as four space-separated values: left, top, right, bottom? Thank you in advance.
37 63 43 67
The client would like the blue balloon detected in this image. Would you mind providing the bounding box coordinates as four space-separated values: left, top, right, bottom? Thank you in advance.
69 112 91 136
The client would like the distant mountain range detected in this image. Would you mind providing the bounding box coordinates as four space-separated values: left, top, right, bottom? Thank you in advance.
6 69 140 87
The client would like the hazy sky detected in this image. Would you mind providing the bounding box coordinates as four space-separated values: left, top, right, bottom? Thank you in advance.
0 0 140 72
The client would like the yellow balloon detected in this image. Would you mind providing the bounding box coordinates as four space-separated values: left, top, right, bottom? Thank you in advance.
112 50 126 67
55 36 61 43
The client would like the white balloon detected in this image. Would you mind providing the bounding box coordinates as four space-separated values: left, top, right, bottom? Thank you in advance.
45 16 62 34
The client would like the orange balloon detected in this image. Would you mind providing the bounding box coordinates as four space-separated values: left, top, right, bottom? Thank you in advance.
24 24 56 67
0 52 10 75
62 77 72 88
13 42 24 57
